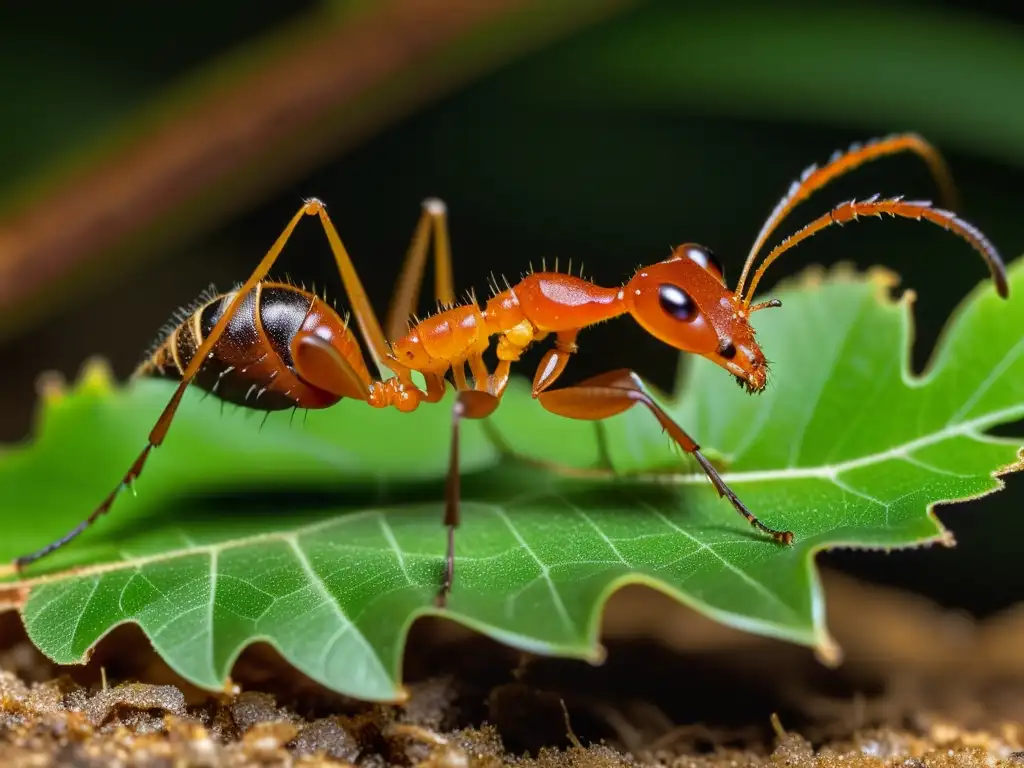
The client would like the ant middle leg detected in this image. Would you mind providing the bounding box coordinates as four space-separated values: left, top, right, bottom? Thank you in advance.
438 384 501 606
535 368 794 544
436 351 515 605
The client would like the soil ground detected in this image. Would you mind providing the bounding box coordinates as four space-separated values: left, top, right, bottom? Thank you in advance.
3 570 1024 767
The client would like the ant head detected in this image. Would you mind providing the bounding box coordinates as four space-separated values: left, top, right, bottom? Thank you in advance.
624 244 770 393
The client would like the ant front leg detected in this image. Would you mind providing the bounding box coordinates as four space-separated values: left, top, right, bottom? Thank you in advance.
531 331 579 395
438 382 502 607
535 369 794 544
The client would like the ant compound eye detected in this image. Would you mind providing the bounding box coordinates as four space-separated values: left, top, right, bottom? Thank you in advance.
718 339 737 359
658 283 697 322
683 245 725 282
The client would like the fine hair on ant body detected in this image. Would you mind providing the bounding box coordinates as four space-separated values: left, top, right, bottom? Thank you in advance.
13 134 1009 605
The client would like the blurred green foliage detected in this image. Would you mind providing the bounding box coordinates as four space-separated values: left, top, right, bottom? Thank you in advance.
0 3 313 194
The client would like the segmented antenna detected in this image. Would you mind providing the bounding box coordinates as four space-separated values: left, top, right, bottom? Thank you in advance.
734 134 960 303
742 196 1008 305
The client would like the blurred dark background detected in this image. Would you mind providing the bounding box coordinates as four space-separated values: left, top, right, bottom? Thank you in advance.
0 0 1021 617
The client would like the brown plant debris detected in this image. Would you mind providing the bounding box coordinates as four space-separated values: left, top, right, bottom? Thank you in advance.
4 570 1024 766
0 0 631 339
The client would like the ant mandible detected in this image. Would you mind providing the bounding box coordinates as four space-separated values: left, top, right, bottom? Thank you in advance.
12 134 1009 606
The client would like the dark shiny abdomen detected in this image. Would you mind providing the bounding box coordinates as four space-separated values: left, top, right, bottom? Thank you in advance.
138 283 317 411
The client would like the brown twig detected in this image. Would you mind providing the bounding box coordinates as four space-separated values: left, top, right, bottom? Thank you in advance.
0 0 631 340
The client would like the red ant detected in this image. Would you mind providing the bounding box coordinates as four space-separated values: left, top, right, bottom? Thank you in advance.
12 134 1009 606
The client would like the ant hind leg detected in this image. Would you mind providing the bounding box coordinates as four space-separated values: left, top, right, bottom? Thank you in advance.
385 198 456 343
12 202 322 572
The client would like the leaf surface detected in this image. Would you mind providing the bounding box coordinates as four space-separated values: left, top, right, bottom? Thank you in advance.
1 263 1022 700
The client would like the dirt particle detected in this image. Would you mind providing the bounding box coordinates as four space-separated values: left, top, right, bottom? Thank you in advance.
292 717 361 762
165 715 220 765
84 682 187 728
400 676 459 731
230 690 297 733
242 719 300 760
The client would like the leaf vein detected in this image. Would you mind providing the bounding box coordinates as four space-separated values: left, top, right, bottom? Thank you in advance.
787 291 872 468
562 499 628 565
900 453 975 479
66 579 101 656
947 330 1024 426
205 550 218 682
648 505 796 619
377 513 412 586
491 506 574 634
287 537 383 680
661 402 1024 486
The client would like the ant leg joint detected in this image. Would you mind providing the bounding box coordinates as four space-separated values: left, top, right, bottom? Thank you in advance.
302 197 325 215
452 398 466 419
422 197 447 216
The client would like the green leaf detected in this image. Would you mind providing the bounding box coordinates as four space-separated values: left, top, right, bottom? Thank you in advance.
2 262 1022 701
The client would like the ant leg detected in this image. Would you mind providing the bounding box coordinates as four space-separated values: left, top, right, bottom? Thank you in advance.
308 201 397 380
531 331 579 396
535 368 794 544
468 355 490 391
452 362 470 391
13 202 322 570
438 387 502 606
386 198 455 342
737 134 959 296
468 353 512 395
371 198 502 601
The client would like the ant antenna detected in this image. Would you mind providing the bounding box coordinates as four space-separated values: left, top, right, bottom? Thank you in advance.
733 134 960 304
741 196 1008 307
748 298 782 313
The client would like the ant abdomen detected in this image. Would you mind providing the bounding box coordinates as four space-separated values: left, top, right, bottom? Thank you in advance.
138 281 348 411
